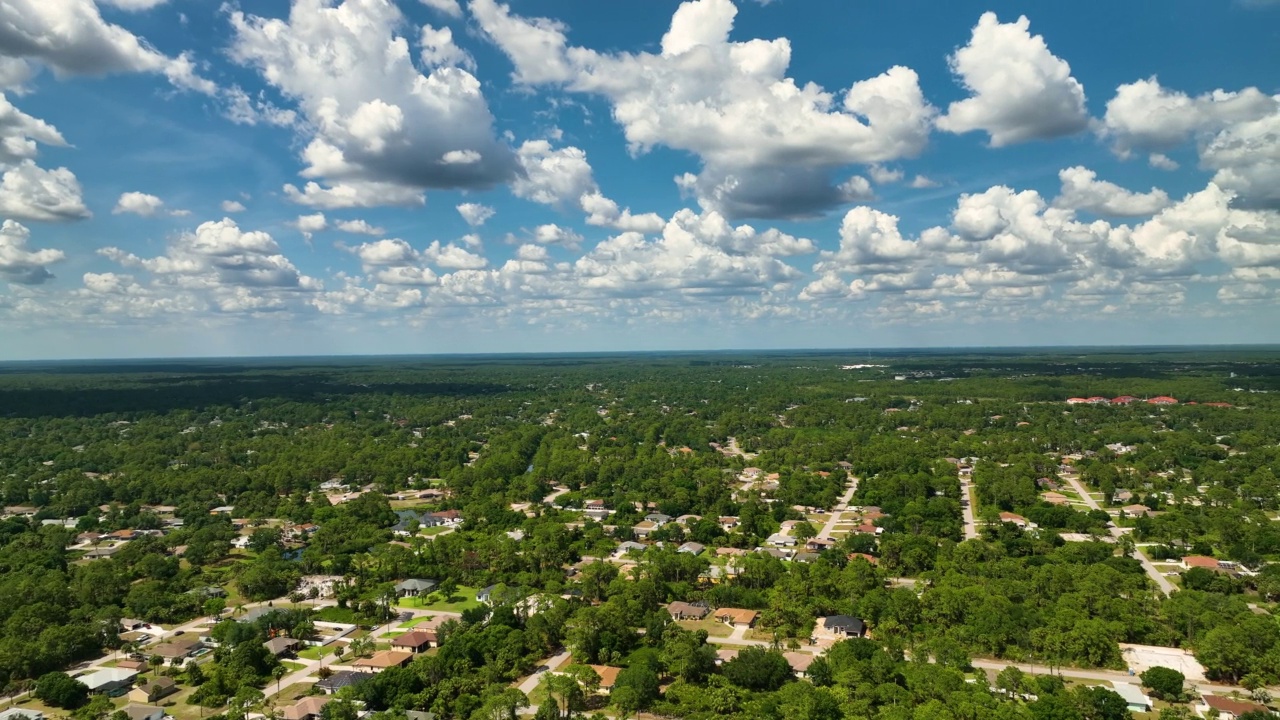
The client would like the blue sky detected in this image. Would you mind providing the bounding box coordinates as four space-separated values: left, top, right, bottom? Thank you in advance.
0 0 1278 359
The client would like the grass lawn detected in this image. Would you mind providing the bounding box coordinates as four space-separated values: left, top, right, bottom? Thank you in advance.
280 660 308 672
676 618 732 638
398 587 481 613
297 644 337 661
267 682 316 705
420 526 453 537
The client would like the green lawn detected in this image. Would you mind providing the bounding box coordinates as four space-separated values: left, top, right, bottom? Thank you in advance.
297 644 337 660
397 586 482 613
420 525 453 536
280 660 307 672
397 614 443 629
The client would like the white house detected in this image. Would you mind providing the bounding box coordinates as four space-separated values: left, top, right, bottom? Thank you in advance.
1109 683 1152 714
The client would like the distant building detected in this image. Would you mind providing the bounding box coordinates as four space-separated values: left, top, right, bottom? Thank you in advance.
713 608 758 628
127 678 176 704
1198 693 1269 719
264 637 301 657
391 630 438 653
315 671 373 694
667 602 710 621
283 696 332 720
118 705 164 720
1109 683 1152 713
76 667 138 694
394 579 437 597
821 615 866 638
998 512 1031 529
352 650 413 672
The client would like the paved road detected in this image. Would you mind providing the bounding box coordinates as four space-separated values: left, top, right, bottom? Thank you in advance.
817 475 861 541
1063 475 1175 595
969 658 1258 697
960 475 979 540
542 487 570 506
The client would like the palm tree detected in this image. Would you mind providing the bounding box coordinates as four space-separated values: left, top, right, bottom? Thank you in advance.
272 665 287 696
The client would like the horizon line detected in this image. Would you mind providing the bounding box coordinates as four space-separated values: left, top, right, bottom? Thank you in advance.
3 342 1280 366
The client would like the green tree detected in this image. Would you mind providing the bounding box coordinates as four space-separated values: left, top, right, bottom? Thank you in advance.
35 671 89 709
721 646 793 691
1140 666 1185 701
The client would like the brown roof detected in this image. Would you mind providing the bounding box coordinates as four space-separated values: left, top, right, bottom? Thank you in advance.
390 630 437 650
784 652 815 673
667 601 709 618
352 650 413 669
1183 555 1222 569
151 638 200 657
588 665 621 689
283 696 333 720
1202 694 1267 715
713 608 758 625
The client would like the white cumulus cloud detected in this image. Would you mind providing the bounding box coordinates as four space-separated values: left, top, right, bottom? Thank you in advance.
936 12 1089 146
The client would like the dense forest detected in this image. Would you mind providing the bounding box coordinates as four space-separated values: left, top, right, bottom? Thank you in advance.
1 349 1279 720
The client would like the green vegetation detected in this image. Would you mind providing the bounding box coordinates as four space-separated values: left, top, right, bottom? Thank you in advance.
1 350 1280 719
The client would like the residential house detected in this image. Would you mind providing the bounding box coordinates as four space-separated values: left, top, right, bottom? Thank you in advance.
1109 683 1152 713
394 579 438 597
120 618 147 632
806 538 836 551
766 533 797 547
847 553 878 565
1042 492 1070 505
315 671 373 694
127 678 176 704
821 615 867 638
116 660 148 673
77 668 138 695
713 608 758 628
1197 693 1269 719
851 523 881 536
150 638 202 666
715 547 746 557
429 510 463 526
584 499 605 511
715 648 739 666
1121 504 1153 517
583 507 610 522
1182 556 1233 572
1148 396 1179 405
390 630 437 653
793 551 820 563
118 705 164 720
587 666 621 692
675 514 701 526
784 652 816 677
185 587 225 600
614 541 647 558
631 520 657 538
1113 490 1134 503
264 637 301 657
677 542 705 555
283 697 333 720
476 584 504 604
644 513 671 527
353 650 414 672
667 601 710 621
718 516 740 532
0 709 43 720
998 512 1031 529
